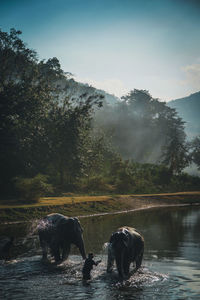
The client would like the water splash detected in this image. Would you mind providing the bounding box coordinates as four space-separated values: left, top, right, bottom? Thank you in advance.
36 218 54 232
102 242 110 250
114 267 168 290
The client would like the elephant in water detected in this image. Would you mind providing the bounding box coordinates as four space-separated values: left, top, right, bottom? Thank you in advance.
107 226 144 279
38 213 86 262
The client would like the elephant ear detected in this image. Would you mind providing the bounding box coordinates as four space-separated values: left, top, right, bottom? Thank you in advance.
57 217 73 236
68 217 83 234
73 217 83 230
110 232 117 243
68 217 76 230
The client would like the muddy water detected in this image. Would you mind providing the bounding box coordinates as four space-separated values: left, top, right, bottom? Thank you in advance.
0 206 200 299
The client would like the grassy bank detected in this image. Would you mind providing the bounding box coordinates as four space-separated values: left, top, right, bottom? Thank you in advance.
0 191 200 223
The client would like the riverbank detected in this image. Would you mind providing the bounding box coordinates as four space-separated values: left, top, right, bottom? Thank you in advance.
0 191 200 223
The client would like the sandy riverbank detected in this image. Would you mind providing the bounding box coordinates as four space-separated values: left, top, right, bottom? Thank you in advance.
0 191 200 223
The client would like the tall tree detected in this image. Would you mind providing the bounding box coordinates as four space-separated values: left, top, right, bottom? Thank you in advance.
190 136 200 170
45 93 103 188
160 109 189 175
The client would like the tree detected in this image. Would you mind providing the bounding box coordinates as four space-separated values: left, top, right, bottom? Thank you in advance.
15 174 53 202
45 93 103 189
94 88 190 178
190 136 200 170
0 29 67 195
161 109 190 175
81 126 115 181
0 28 104 196
121 89 155 118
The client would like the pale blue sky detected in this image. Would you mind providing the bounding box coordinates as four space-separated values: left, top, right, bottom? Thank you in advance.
1 0 200 100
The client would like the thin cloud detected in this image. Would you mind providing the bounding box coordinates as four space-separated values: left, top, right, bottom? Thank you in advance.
181 64 200 89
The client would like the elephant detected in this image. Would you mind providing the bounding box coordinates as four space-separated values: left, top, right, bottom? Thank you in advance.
107 226 144 279
38 213 86 262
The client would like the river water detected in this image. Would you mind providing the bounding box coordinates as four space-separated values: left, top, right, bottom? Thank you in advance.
0 206 200 299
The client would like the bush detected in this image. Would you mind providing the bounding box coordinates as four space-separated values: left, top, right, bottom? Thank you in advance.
14 174 53 202
115 169 135 193
81 176 112 193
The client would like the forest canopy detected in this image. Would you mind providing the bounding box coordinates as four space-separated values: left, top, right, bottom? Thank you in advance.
0 28 200 201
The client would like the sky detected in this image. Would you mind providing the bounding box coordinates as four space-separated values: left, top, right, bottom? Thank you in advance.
1 0 200 101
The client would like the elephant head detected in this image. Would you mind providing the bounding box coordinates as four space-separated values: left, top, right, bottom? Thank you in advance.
63 217 86 260
107 227 144 279
108 229 129 278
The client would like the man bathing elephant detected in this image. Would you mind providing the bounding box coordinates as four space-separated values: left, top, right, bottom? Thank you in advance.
38 213 86 262
107 226 144 279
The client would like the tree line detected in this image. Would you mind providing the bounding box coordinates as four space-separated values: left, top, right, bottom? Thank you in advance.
0 29 200 201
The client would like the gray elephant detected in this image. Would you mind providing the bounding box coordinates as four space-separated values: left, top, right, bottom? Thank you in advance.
107 226 144 278
38 213 86 262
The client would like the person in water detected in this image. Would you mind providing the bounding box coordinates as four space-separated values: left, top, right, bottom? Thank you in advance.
82 253 101 281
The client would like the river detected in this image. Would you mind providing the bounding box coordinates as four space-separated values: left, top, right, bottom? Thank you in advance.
0 206 200 299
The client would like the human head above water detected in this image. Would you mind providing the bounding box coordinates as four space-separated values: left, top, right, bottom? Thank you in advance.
88 253 94 258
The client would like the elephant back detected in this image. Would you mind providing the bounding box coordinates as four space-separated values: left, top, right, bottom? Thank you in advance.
38 213 68 234
45 213 68 225
52 216 82 241
118 226 144 240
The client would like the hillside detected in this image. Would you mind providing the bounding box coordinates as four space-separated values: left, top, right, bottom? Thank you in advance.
168 92 200 139
64 78 119 106
65 80 200 141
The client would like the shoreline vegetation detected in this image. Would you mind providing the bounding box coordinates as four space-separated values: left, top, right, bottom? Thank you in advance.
1 29 200 206
0 191 200 224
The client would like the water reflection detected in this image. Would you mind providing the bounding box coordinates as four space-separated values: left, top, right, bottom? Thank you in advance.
80 206 200 262
0 206 200 299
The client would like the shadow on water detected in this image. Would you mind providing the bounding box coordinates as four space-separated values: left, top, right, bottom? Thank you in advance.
0 206 200 299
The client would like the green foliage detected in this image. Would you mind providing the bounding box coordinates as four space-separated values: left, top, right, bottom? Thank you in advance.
95 89 190 174
113 160 135 193
0 28 64 195
0 28 103 197
167 173 200 192
14 174 53 202
81 176 112 193
160 110 190 175
190 136 200 170
1 28 199 200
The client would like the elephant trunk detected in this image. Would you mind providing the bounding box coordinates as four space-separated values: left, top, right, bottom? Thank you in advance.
115 249 125 279
77 237 86 260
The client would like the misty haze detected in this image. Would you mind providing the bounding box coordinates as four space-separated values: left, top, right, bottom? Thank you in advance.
0 1 200 299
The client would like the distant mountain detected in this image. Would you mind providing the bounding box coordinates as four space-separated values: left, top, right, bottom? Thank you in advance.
168 91 200 139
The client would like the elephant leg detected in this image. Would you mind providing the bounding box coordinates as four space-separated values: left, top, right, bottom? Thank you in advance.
135 250 143 270
39 234 48 260
124 260 130 276
50 241 61 262
116 256 124 279
62 244 71 260
107 246 115 273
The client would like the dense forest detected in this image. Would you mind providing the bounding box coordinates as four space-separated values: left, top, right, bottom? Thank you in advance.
1 29 200 202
